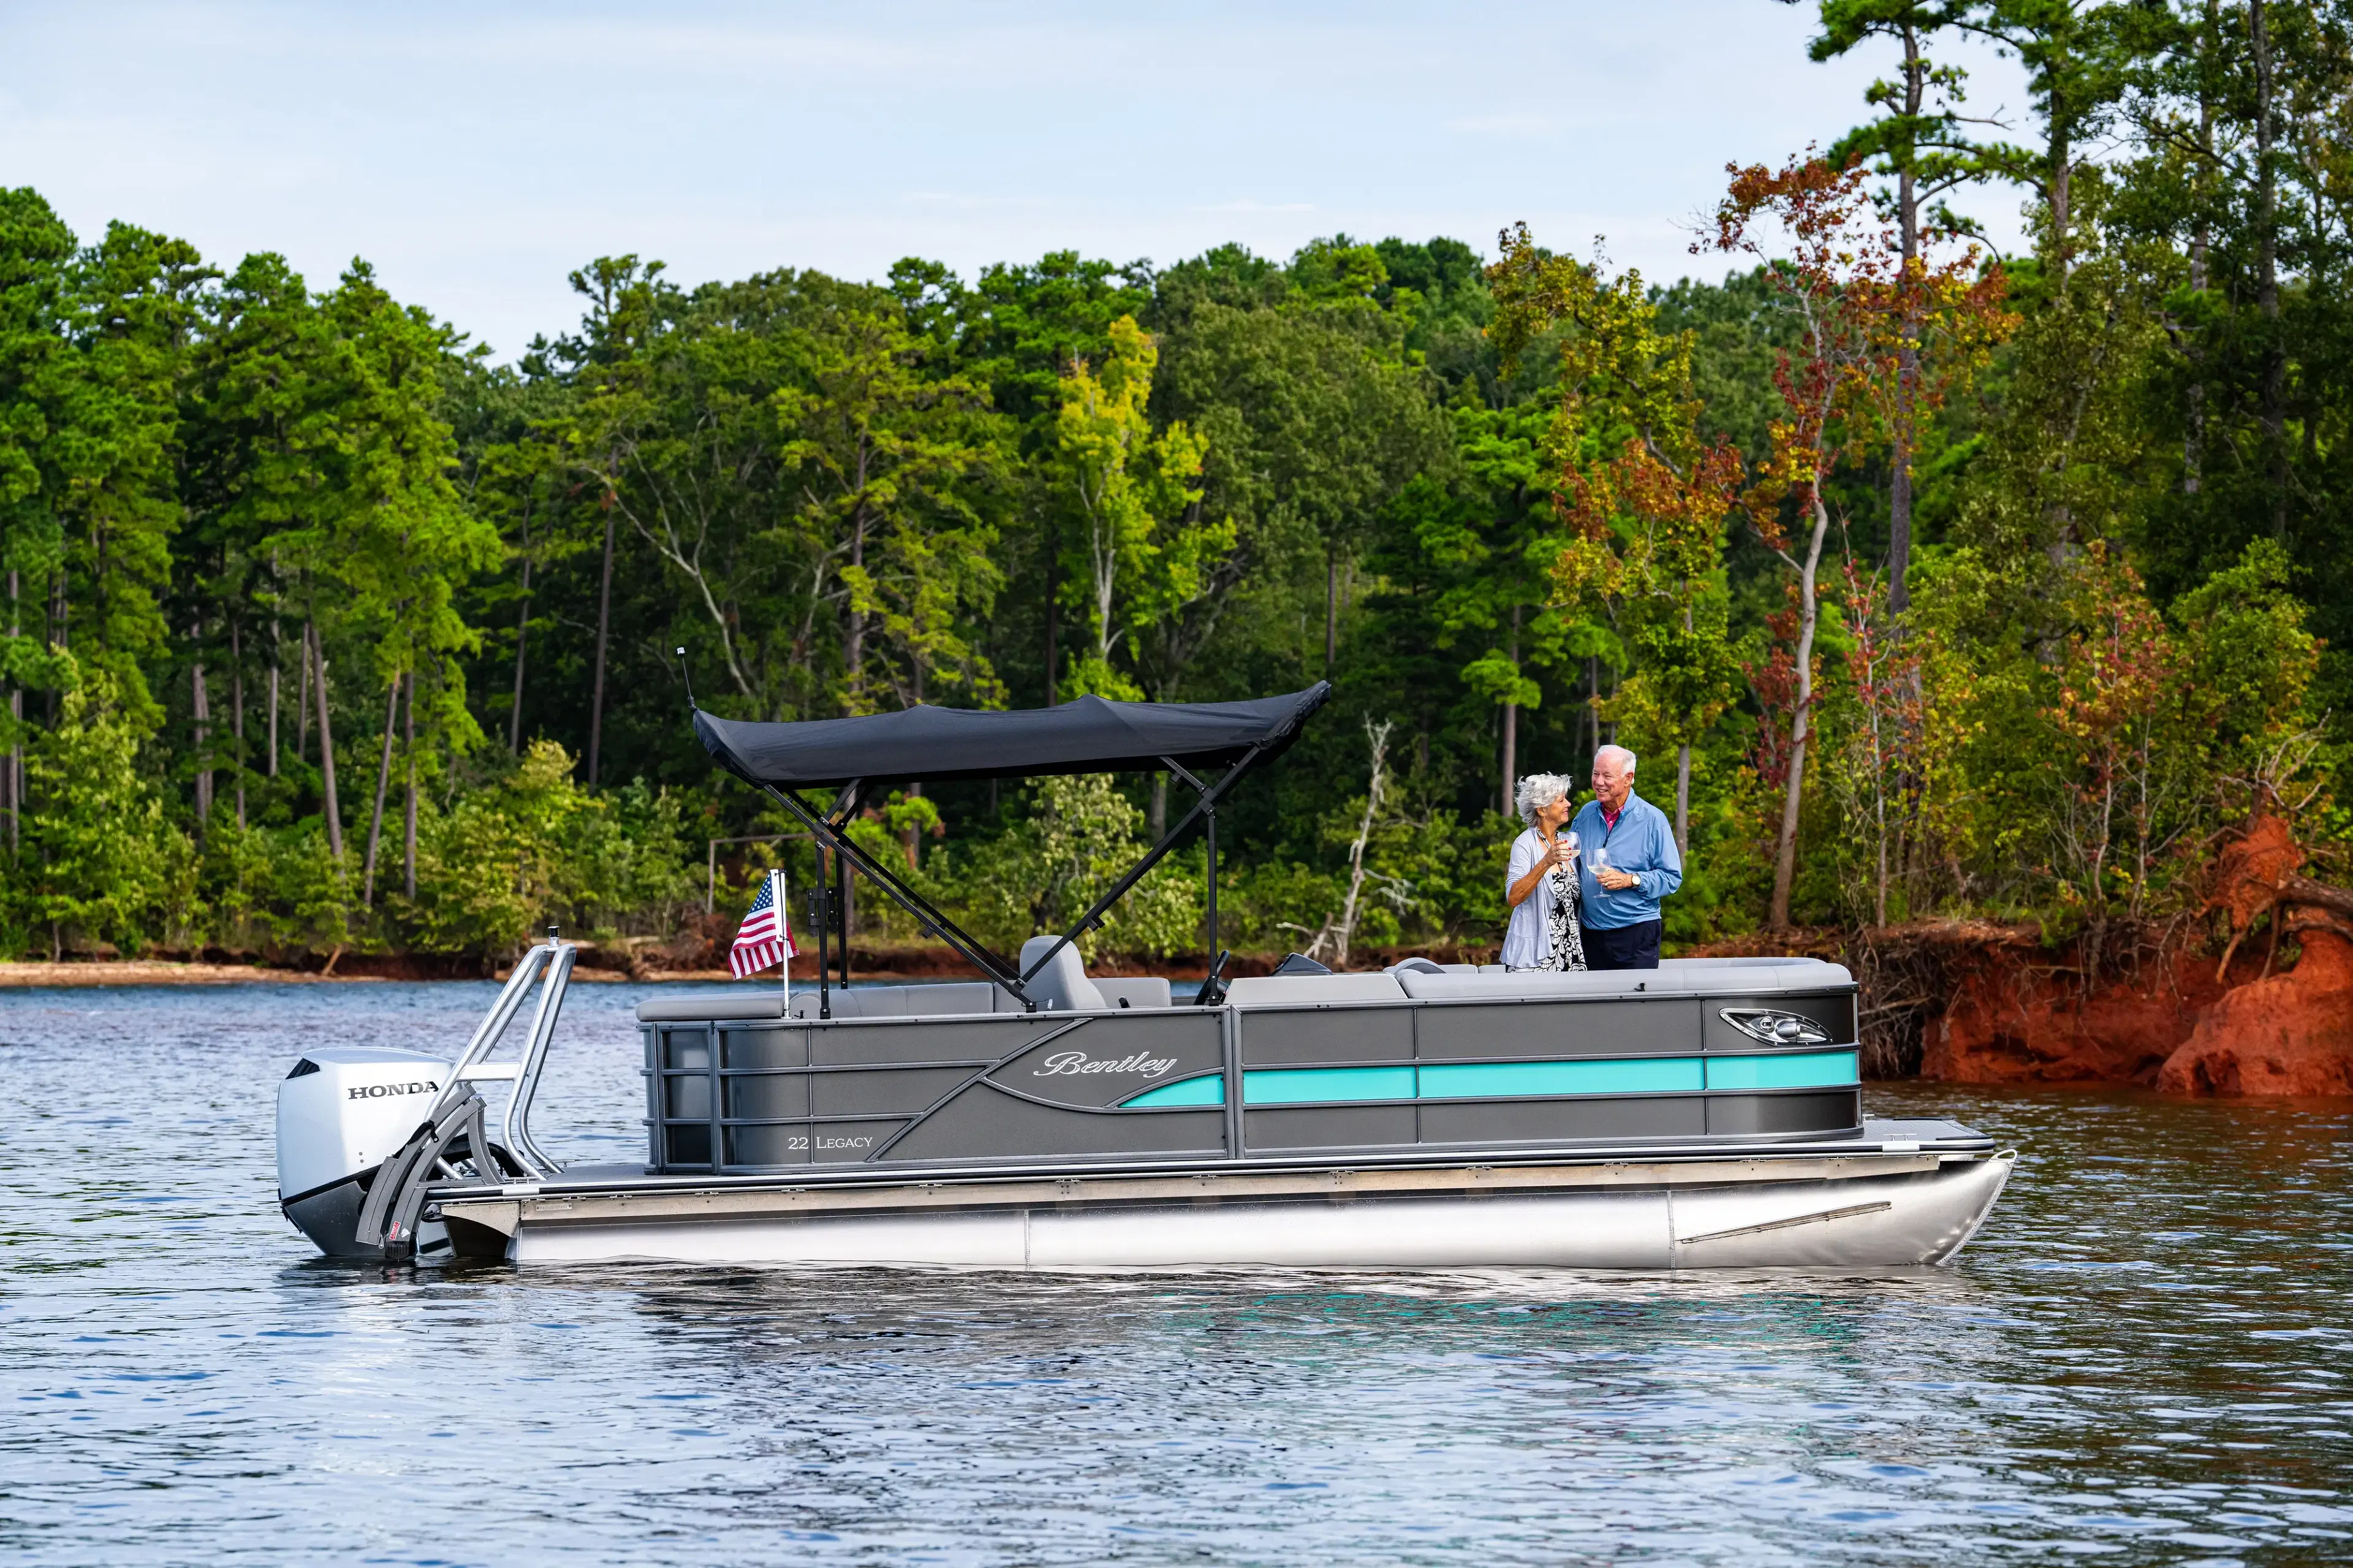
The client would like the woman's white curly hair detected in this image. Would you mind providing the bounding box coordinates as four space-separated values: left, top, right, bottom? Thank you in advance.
1514 772 1575 828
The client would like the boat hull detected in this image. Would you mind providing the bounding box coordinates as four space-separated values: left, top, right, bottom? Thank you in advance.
445 1148 2012 1271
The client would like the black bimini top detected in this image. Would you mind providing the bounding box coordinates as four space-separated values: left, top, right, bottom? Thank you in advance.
695 683 1332 790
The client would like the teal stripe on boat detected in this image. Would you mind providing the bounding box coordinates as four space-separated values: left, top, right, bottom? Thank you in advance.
1703 1050 1859 1090
1122 1053 1856 1109
1118 1072 1226 1108
1243 1066 1417 1105
1417 1057 1703 1099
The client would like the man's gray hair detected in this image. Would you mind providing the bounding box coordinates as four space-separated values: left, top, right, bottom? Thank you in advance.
1514 772 1575 828
1594 743 1637 775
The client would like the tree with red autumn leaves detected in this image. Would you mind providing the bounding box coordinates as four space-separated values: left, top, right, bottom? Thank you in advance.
1707 151 2012 933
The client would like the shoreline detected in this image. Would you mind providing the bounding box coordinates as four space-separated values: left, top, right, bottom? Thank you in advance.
0 960 667 987
0 961 388 987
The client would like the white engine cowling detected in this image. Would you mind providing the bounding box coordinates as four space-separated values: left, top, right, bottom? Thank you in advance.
278 1047 453 1203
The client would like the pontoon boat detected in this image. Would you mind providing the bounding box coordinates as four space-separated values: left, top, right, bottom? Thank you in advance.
276 683 2012 1269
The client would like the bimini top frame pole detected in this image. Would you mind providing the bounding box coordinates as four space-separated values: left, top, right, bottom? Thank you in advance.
1010 743 1260 998
689 680 1332 1012
764 748 1262 1012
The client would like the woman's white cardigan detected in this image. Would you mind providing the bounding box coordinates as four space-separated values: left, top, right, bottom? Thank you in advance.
1501 827 1562 969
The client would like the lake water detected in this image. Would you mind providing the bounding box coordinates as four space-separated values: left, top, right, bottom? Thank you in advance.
2 981 2350 1566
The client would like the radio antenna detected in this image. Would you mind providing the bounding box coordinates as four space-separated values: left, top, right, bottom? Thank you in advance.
676 646 697 711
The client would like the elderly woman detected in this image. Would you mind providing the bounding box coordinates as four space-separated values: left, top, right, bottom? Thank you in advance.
1502 773 1586 971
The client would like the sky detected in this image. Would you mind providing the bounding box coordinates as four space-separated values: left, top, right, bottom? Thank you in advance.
0 1 2034 363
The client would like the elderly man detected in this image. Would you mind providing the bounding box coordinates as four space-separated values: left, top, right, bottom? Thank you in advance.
1567 744 1682 971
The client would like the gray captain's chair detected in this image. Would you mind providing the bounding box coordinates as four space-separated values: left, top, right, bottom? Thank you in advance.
1017 935 1108 1012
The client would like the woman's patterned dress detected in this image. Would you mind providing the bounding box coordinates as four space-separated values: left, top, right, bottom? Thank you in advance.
1536 839 1586 972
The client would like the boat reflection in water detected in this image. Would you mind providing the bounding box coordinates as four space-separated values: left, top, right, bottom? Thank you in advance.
275 682 2012 1270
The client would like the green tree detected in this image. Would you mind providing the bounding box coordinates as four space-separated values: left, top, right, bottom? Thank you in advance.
49 222 210 714
1708 155 2010 930
181 251 334 845
1402 405 1573 817
12 660 188 958
1157 298 1449 673
956 251 1153 708
0 187 77 859
1490 229 1744 849
322 263 502 903
1052 314 1216 700
779 272 1006 713
961 773 1201 958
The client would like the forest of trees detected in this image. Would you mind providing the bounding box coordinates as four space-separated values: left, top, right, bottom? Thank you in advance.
1 0 2345 970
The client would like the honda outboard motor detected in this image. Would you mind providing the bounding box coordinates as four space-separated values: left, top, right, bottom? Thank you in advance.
278 1047 453 1258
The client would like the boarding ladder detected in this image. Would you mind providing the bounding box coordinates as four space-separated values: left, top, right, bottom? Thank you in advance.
353 930 577 1259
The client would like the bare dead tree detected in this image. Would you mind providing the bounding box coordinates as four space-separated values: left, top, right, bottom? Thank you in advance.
1284 718 1397 969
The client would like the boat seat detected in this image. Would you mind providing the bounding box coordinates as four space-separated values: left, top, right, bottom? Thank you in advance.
1017 936 1108 1012
1096 978 1172 1009
786 981 1013 1020
1659 956 1825 970
1226 972 1407 1007
636 990 792 1023
1393 958 1853 1002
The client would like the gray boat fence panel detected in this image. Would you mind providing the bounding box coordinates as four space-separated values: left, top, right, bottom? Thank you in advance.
814 1067 975 1119
810 1017 1055 1066
1245 1104 1419 1151
806 1119 906 1162
882 1088 1227 1163
727 1124 808 1165
1238 1004 1413 1066
983 1012 1224 1110
724 1029 809 1073
725 1067 811 1119
1417 1094 1707 1144
1704 1090 1861 1137
1412 998 1703 1060
645 1009 1234 1174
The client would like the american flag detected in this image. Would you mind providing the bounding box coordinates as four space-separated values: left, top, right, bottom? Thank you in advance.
729 869 797 978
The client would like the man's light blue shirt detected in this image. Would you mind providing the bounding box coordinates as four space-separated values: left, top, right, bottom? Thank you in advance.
1569 790 1682 930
